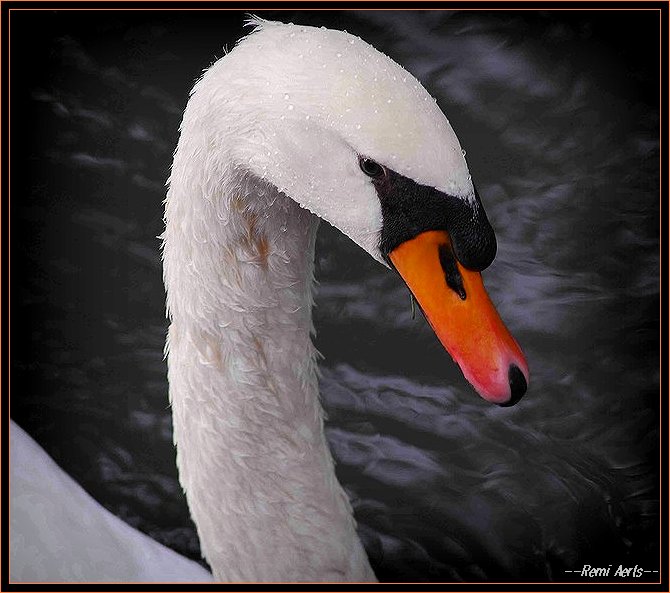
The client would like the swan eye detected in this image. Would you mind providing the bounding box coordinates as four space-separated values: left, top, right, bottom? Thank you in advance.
359 157 384 178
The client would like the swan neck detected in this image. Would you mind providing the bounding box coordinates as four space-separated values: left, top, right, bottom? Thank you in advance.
163 165 374 581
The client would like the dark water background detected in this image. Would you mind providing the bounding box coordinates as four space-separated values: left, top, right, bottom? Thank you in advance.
12 9 661 582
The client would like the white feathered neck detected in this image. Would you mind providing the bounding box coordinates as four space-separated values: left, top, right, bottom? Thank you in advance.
163 18 471 582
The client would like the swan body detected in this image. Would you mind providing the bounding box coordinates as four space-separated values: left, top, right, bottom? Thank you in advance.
164 17 528 583
9 421 214 583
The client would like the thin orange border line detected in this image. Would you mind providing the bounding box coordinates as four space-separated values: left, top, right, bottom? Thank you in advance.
3 4 665 588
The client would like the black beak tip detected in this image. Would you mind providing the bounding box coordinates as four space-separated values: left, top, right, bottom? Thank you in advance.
497 364 527 407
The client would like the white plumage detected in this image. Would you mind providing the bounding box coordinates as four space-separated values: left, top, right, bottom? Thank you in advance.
10 421 214 583
11 18 484 584
163 18 476 582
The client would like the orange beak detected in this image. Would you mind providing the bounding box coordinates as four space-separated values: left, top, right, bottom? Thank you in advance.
389 230 529 405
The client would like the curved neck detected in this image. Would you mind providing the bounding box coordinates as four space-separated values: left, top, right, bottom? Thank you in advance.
163 162 375 581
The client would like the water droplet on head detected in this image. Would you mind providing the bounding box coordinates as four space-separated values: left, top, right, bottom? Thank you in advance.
287 104 294 110
462 149 467 156
387 98 392 104
355 124 361 130
305 114 310 120
336 52 342 58
284 94 289 100
280 225 287 232
298 53 304 59
349 39 355 45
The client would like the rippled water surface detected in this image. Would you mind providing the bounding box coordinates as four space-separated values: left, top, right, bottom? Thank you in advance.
13 10 660 582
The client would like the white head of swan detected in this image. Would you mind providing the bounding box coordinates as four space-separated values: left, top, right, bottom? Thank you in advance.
163 18 529 582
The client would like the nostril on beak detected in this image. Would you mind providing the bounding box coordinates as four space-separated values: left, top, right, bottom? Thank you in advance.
498 364 527 407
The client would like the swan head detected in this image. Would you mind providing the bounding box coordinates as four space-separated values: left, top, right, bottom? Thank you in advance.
188 18 528 405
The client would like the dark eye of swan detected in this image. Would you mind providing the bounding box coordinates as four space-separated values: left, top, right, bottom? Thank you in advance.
359 157 385 178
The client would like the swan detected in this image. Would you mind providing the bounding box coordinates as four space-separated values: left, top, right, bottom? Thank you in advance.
9 421 214 582
10 17 529 584
162 17 528 583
